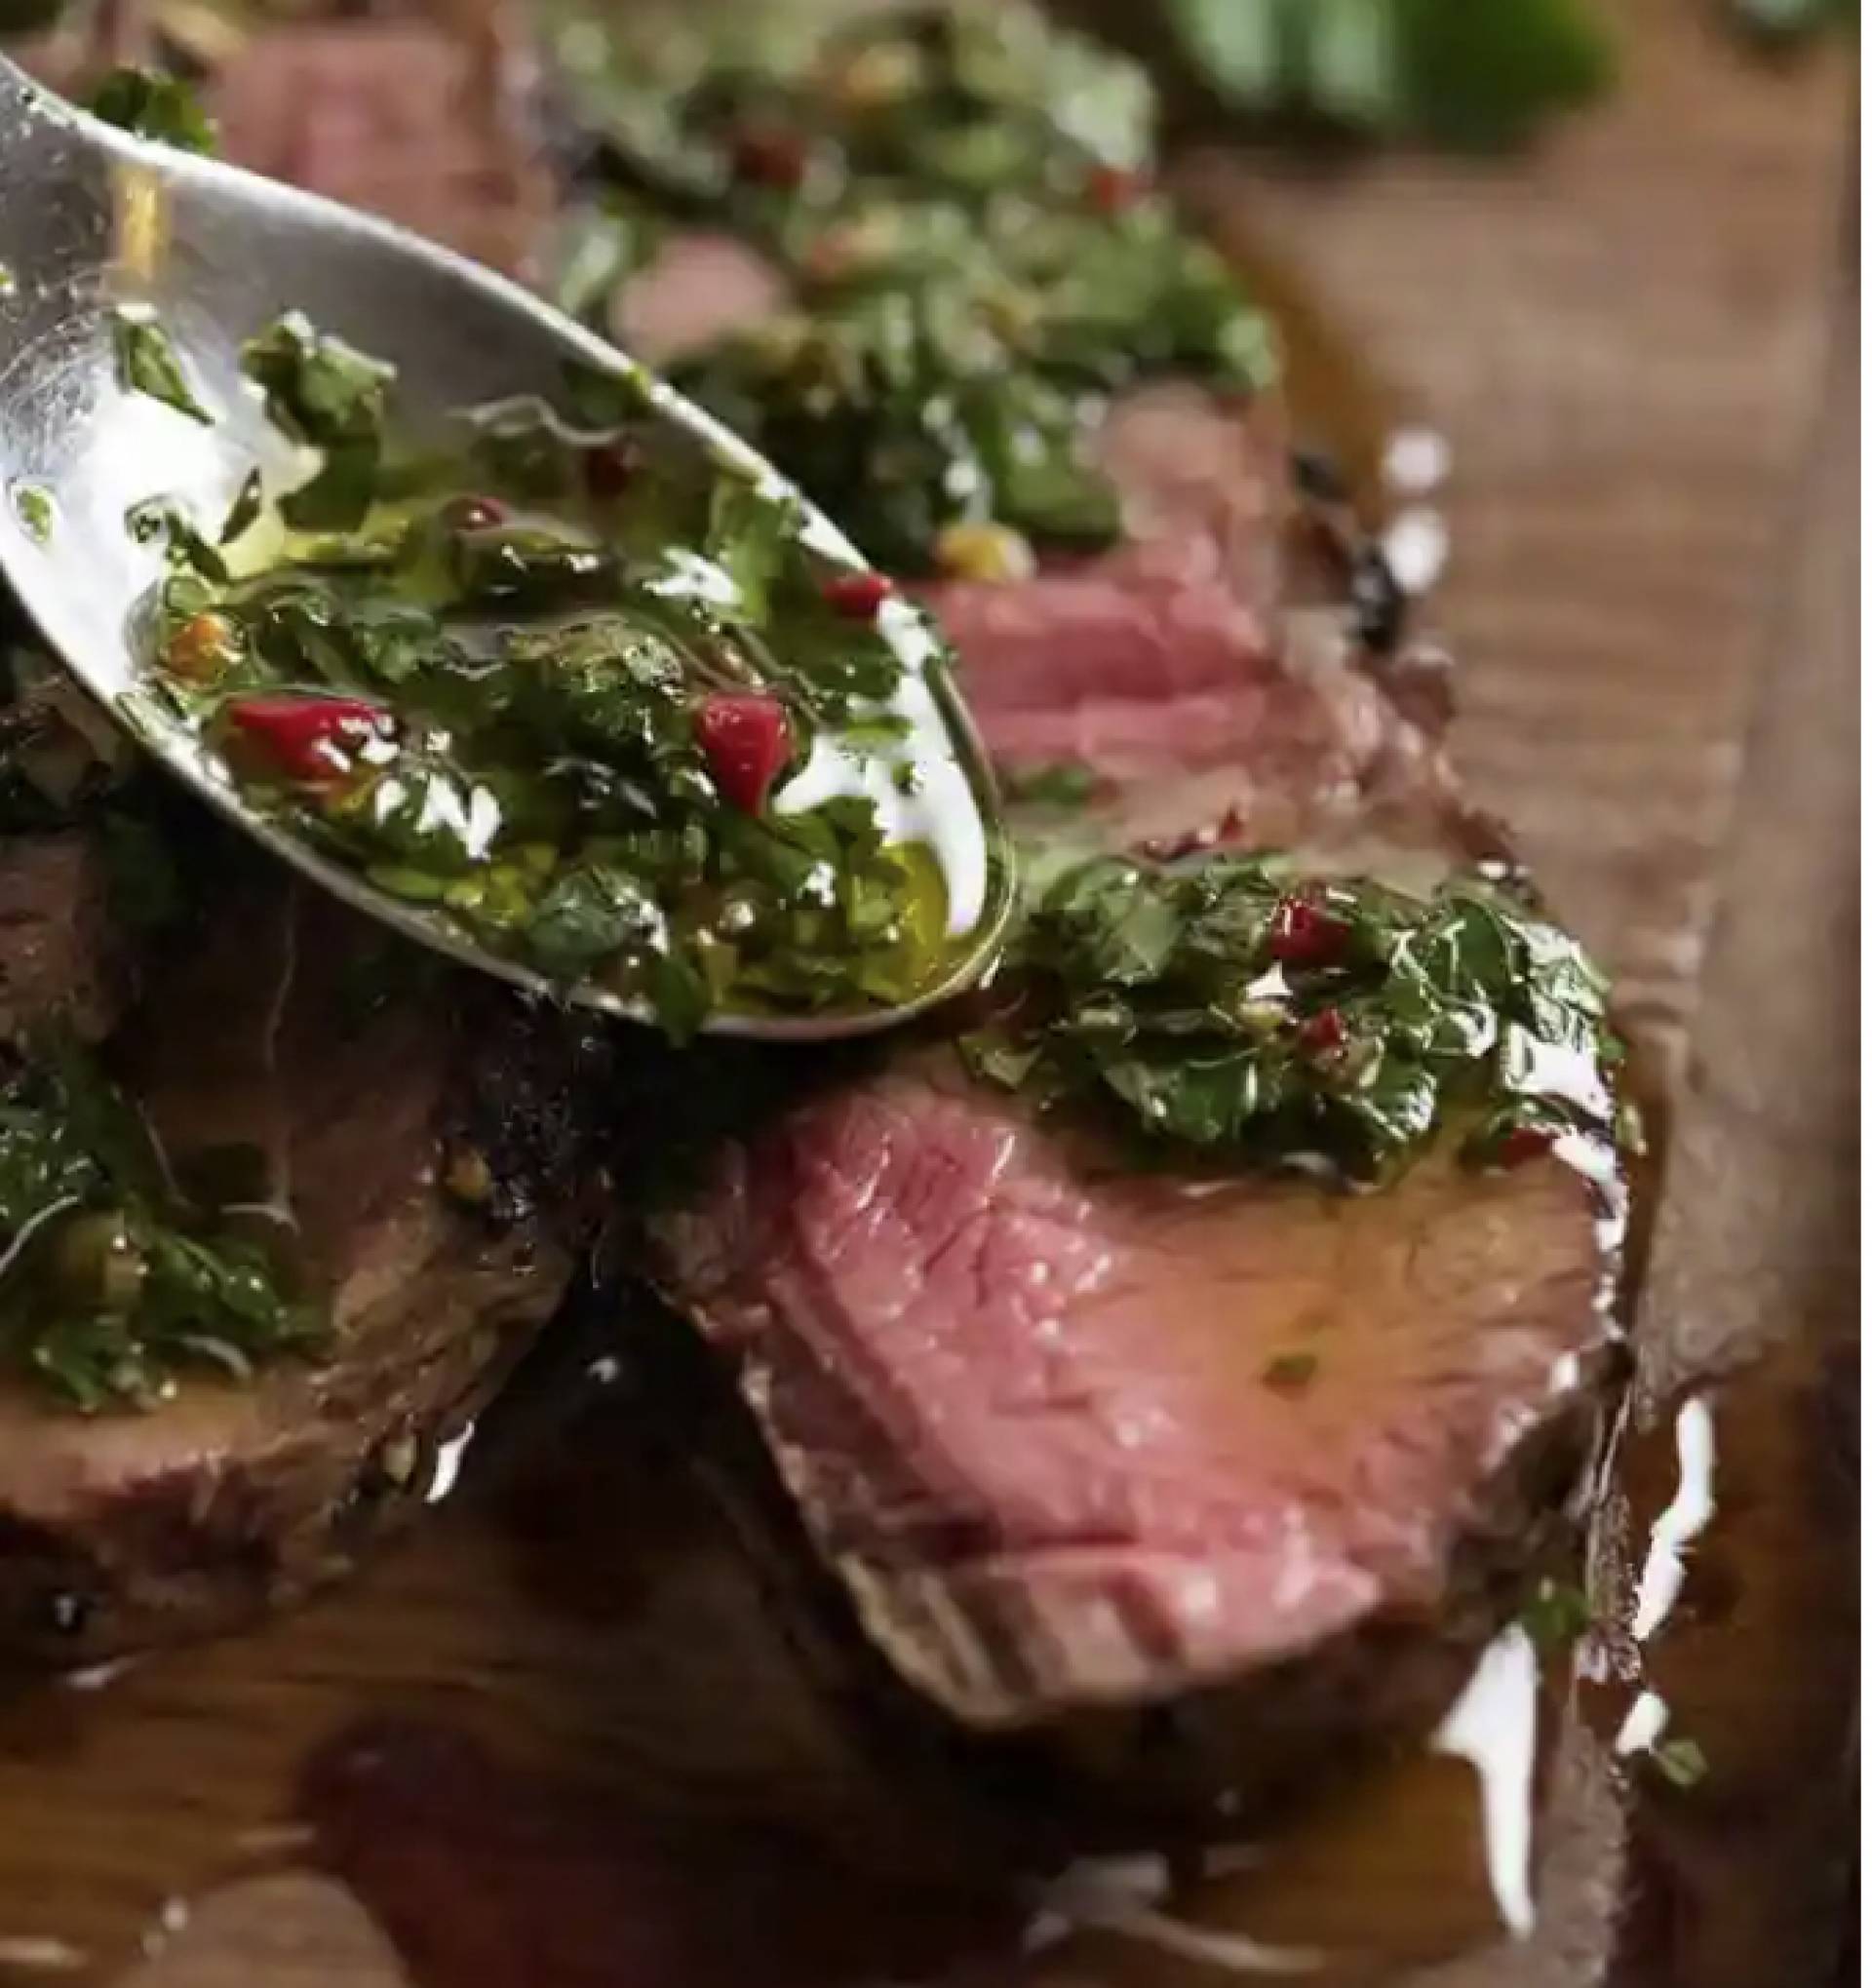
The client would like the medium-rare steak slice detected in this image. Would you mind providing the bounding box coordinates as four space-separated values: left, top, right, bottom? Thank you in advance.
208 12 554 278
651 897 1623 1730
648 517 1626 1730
0 869 597 1662
656 1070 1614 1728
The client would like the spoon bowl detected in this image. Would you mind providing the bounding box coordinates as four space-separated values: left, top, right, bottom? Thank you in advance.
0 58 1013 1039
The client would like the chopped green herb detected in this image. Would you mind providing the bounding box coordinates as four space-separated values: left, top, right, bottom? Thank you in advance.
86 65 218 154
550 199 665 324
1262 1351 1318 1392
998 758 1104 809
241 312 395 530
1521 1577 1592 1651
125 499 229 581
0 1033 321 1411
562 358 654 430
962 850 1619 1183
548 0 1277 574
136 330 969 1032
219 469 264 545
112 308 214 425
1163 0 1614 152
241 311 395 448
11 483 54 546
1652 1735 1709 1789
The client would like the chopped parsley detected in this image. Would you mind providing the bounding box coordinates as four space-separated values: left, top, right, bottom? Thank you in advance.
219 469 265 546
86 66 218 154
11 484 54 546
0 1033 321 1411
126 498 228 580
241 313 396 530
551 0 1277 576
1521 1576 1592 1651
112 309 214 425
1652 1735 1709 1789
1162 0 1614 153
962 850 1620 1183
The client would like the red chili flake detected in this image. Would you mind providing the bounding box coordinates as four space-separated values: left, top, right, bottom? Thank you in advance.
1297 1007 1346 1055
224 694 392 784
1268 895 1350 969
819 569 894 620
1086 164 1146 214
730 126 809 190
442 494 507 532
696 692 792 814
581 439 639 501
1496 1124 1557 1168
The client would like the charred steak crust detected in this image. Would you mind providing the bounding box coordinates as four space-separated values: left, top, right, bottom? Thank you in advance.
0 833 127 1046
0 877 585 1662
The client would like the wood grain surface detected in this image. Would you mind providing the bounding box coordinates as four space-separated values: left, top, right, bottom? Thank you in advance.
1184 0 1852 1074
0 3 1855 1983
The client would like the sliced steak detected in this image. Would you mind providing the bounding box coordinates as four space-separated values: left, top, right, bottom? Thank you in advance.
613 232 795 370
647 519 1624 1731
209 14 554 278
0 880 594 1663
0 832 126 1044
653 1004 1619 1731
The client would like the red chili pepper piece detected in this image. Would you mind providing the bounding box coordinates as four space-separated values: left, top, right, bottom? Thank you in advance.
1268 895 1351 969
1297 1007 1346 1055
442 494 507 532
1496 1124 1557 1168
225 694 392 784
582 438 639 501
696 692 792 814
820 569 894 620
730 126 809 190
1086 164 1146 214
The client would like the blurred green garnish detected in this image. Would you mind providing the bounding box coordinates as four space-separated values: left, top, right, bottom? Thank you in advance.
1724 0 1854 37
1162 0 1614 150
86 66 219 155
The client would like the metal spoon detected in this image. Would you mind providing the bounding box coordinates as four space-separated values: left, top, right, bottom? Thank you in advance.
0 58 1012 1039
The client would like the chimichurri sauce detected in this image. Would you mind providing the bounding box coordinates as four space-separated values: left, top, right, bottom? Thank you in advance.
547 0 1279 578
138 314 982 1037
963 848 1630 1189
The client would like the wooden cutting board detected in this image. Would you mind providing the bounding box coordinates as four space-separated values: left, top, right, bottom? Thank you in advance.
0 3 1854 1983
